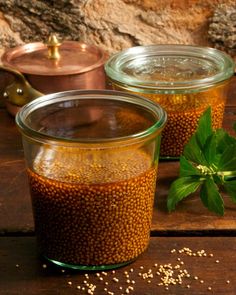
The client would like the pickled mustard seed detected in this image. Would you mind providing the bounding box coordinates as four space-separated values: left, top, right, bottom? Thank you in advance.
209 253 214 257
42 264 47 268
215 260 220 263
200 280 204 284
208 287 212 291
61 269 65 273
29 150 156 266
67 281 72 285
186 285 191 289
15 264 20 268
226 280 230 284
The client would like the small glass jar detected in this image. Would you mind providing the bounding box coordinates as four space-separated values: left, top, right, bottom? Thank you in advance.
16 90 166 270
105 45 235 158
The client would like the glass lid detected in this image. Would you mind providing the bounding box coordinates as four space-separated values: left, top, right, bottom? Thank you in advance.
105 44 235 93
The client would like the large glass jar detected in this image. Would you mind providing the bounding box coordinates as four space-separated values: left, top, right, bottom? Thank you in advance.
16 90 166 270
105 45 235 158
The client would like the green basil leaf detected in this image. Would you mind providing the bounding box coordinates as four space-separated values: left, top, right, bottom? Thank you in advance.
195 107 213 149
203 133 218 167
183 134 208 165
215 129 236 154
167 176 202 212
224 180 236 203
218 144 236 171
179 156 201 177
200 177 224 216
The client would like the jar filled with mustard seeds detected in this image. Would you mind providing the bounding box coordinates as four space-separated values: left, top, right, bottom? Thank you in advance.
105 44 235 158
16 90 166 270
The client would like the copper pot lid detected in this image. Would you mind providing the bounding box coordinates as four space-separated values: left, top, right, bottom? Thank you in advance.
1 35 107 76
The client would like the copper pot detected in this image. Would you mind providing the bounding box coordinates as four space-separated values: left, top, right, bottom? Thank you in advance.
1 35 108 115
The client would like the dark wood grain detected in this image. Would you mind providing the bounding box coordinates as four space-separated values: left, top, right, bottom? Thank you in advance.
1 236 236 295
0 79 236 234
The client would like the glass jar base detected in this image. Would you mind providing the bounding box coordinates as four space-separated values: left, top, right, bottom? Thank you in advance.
45 256 136 271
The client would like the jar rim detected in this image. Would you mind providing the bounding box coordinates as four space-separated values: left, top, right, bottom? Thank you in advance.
105 44 235 94
15 89 167 147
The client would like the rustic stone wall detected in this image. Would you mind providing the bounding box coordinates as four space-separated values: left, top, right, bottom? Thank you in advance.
0 0 235 58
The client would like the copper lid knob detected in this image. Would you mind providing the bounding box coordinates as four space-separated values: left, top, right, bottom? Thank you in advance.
46 34 61 60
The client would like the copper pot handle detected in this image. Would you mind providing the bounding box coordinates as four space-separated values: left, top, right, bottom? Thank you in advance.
0 65 43 107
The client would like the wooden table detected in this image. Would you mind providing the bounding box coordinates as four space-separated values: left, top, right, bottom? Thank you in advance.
1 79 236 294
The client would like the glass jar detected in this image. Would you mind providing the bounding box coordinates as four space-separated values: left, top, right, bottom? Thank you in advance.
105 44 235 158
16 90 166 270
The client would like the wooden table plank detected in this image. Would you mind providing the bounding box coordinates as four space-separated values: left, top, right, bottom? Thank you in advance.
1 236 236 294
0 80 236 234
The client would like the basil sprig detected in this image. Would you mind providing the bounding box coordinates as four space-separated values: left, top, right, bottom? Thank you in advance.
167 107 236 215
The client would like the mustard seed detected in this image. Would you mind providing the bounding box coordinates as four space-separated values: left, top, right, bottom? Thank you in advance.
112 278 119 283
